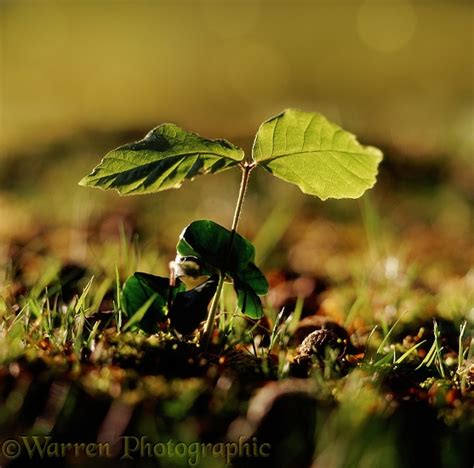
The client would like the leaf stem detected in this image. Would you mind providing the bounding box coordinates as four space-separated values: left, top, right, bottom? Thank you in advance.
231 163 254 232
201 163 254 349
202 272 225 349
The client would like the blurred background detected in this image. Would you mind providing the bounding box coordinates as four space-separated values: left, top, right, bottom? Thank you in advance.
0 0 473 283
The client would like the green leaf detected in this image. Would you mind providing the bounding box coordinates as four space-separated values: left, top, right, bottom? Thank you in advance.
121 272 181 333
79 124 244 195
121 271 219 334
122 294 159 333
236 262 269 295
234 279 264 319
177 220 255 273
176 219 268 318
252 109 383 200
233 263 268 319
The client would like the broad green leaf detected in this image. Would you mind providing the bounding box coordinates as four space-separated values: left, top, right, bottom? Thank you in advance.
176 219 268 318
232 263 268 318
122 294 159 333
121 272 183 333
236 262 269 295
79 124 244 195
121 272 218 334
234 279 264 319
177 220 255 273
252 109 383 200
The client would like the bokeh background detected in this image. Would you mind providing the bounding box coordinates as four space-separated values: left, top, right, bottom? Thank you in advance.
0 0 473 281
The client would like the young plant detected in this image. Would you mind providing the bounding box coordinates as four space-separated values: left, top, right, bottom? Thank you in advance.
80 109 383 346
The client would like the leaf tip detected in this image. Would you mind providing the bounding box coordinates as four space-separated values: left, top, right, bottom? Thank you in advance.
367 145 384 164
78 175 90 187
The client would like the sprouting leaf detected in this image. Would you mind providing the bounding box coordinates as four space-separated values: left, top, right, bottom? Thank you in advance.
177 219 255 273
252 109 383 200
79 124 244 195
121 272 218 334
121 272 176 333
176 219 268 318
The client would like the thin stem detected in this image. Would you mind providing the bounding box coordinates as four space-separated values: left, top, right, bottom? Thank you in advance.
201 163 254 349
231 163 253 232
202 272 225 349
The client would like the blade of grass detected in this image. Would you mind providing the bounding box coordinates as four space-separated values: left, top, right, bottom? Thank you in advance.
394 340 427 365
269 308 286 352
376 312 407 355
122 294 157 332
372 349 396 368
85 320 101 349
115 265 122 331
344 294 366 328
73 312 85 353
365 325 379 362
287 297 304 335
90 277 113 316
433 319 446 379
415 340 437 370
457 320 467 372
74 276 94 314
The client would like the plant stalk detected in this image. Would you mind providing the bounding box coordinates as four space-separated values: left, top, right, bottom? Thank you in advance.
202 271 225 349
231 163 253 232
202 163 254 349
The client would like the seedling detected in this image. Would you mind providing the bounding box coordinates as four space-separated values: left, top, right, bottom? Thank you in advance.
80 109 383 347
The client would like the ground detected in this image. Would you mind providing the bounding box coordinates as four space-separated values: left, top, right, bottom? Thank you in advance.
0 133 472 467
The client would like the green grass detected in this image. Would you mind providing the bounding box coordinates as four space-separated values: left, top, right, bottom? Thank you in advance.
0 227 472 468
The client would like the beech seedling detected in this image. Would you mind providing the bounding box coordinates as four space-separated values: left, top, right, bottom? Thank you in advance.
80 109 383 346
